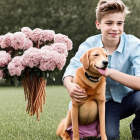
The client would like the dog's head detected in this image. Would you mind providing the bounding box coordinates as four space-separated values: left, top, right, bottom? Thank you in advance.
80 47 108 75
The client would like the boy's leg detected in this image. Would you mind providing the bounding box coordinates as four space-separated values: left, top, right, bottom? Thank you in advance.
105 90 140 140
105 100 121 140
120 90 140 139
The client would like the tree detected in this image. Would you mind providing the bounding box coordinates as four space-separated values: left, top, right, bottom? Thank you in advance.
0 0 140 85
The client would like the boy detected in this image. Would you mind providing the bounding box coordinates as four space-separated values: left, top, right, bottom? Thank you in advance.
63 0 140 140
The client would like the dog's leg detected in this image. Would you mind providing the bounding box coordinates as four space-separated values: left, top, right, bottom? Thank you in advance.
65 109 72 129
71 104 79 140
98 101 107 140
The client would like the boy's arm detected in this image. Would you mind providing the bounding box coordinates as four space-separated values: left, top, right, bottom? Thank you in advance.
104 69 140 90
104 42 140 90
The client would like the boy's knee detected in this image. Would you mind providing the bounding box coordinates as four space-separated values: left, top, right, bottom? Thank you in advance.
135 98 140 108
133 91 140 109
133 91 140 110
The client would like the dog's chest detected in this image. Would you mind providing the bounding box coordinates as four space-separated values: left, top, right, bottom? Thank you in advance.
84 86 98 96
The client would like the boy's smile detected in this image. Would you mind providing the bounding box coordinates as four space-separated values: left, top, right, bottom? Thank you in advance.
96 12 125 43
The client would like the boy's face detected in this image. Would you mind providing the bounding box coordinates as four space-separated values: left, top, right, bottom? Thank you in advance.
95 12 125 43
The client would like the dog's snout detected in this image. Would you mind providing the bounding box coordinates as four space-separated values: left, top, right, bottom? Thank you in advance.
102 60 109 67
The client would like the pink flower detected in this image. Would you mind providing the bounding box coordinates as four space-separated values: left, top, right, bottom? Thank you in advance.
1 33 13 48
41 45 51 51
41 30 55 42
39 50 57 71
22 47 40 68
39 49 66 71
0 35 4 46
0 70 3 78
8 56 25 76
30 28 43 43
39 61 56 71
0 51 11 67
21 27 32 38
54 33 73 51
51 43 68 57
11 32 26 50
41 43 68 57
54 53 66 70
24 38 33 50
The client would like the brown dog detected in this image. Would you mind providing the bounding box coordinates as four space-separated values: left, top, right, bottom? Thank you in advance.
56 47 108 140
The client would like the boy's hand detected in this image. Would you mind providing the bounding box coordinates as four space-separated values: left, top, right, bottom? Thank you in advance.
66 82 87 103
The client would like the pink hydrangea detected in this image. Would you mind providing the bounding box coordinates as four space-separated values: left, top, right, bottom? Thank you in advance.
39 49 56 71
0 35 4 46
54 33 73 51
11 32 27 50
21 27 32 38
41 45 51 51
53 53 66 70
22 47 40 68
0 51 11 67
30 28 43 43
39 49 66 71
51 43 68 57
41 30 55 42
24 38 33 50
8 56 25 76
41 43 68 57
1 33 13 48
0 70 3 78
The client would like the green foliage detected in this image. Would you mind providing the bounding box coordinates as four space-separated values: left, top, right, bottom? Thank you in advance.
27 67 60 81
123 0 140 38
0 0 139 85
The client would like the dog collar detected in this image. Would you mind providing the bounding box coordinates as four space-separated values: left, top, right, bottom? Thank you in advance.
85 72 101 82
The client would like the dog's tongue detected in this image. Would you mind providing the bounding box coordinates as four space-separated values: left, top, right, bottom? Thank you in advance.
98 68 106 75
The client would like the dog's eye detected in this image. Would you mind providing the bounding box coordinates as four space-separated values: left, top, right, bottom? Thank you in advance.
94 54 99 56
106 55 108 57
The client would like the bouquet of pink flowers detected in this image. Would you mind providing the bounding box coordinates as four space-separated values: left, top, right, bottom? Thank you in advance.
0 27 72 120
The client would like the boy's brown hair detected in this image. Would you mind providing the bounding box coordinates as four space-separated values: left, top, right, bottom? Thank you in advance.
96 0 130 23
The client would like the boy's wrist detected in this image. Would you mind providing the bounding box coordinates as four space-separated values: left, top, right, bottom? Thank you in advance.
63 76 73 89
105 68 113 77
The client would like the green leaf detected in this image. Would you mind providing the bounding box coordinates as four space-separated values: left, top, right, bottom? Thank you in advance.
37 71 41 77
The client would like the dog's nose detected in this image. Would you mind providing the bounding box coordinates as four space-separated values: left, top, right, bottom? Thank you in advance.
102 60 109 67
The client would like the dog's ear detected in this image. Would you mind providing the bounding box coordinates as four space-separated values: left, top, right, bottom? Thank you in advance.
80 51 89 69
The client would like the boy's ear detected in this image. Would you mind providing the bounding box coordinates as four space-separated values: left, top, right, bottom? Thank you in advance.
95 20 101 29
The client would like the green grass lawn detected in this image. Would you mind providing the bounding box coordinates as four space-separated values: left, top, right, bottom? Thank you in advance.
0 86 133 140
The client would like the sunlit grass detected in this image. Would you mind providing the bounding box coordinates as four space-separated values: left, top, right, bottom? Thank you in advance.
0 86 133 140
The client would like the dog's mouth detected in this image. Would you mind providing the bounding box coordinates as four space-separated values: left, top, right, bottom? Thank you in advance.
94 65 106 75
94 65 106 70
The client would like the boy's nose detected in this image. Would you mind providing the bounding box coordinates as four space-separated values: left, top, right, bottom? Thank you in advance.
112 24 118 31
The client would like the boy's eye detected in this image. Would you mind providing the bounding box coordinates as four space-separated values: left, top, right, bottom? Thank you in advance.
117 22 123 26
106 23 112 25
